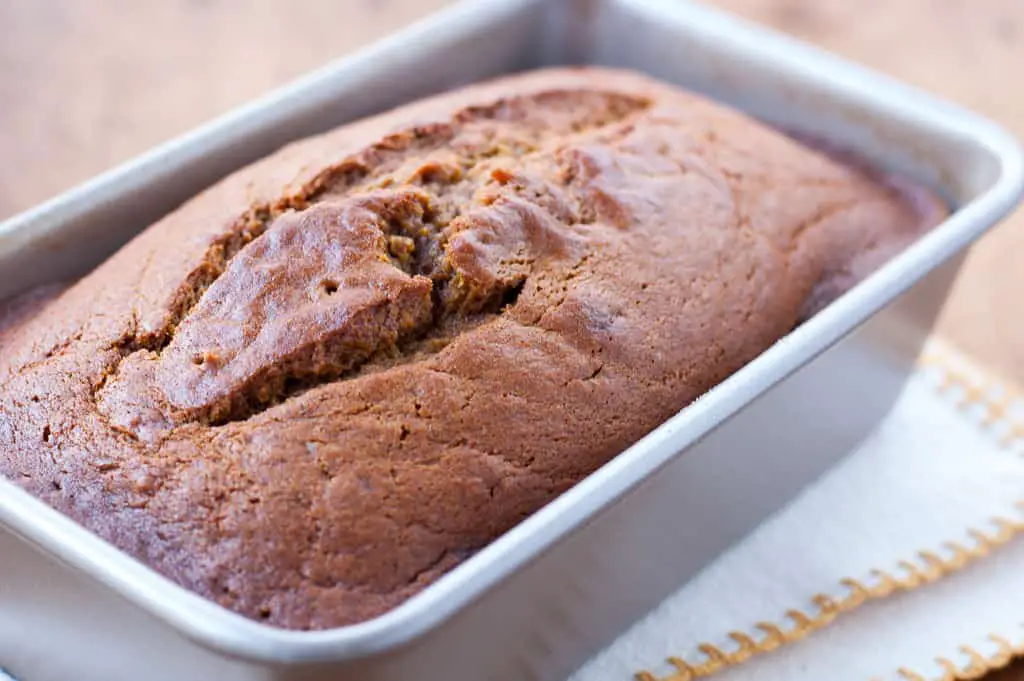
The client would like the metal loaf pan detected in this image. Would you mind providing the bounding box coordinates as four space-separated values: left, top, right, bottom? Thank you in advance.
0 1 1021 680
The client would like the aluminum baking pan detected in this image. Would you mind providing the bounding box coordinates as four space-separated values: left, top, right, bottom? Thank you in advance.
1 0 1021 680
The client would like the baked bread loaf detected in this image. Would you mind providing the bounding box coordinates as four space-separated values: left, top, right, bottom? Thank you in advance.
0 68 946 630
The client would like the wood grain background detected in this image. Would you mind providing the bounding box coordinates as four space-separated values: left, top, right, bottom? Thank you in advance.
1 0 1022 677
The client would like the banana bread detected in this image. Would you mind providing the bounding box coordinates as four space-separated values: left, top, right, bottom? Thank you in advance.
0 67 947 630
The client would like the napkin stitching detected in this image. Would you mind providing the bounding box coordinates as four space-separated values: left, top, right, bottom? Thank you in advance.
633 517 1024 681
634 343 1024 681
919 354 1024 449
890 632 1024 681
891 350 1024 681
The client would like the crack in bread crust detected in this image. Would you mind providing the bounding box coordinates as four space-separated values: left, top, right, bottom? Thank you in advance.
93 89 652 435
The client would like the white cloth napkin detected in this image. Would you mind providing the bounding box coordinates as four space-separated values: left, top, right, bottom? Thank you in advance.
570 338 1024 681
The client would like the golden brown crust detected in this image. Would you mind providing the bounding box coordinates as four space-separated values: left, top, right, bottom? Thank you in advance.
0 67 946 629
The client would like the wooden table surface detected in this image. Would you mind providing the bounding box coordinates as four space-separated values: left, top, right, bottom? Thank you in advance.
1 0 1022 678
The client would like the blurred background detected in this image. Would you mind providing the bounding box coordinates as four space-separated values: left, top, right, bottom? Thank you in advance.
1 0 1022 678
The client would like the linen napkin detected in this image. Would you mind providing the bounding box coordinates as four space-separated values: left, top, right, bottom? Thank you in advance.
570 337 1024 681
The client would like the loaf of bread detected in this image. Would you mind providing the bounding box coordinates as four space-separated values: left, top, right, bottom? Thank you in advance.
0 68 945 630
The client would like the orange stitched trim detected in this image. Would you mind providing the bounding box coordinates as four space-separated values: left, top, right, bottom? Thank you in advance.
894 634 1024 680
634 518 1024 681
634 342 1024 681
919 344 1024 448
